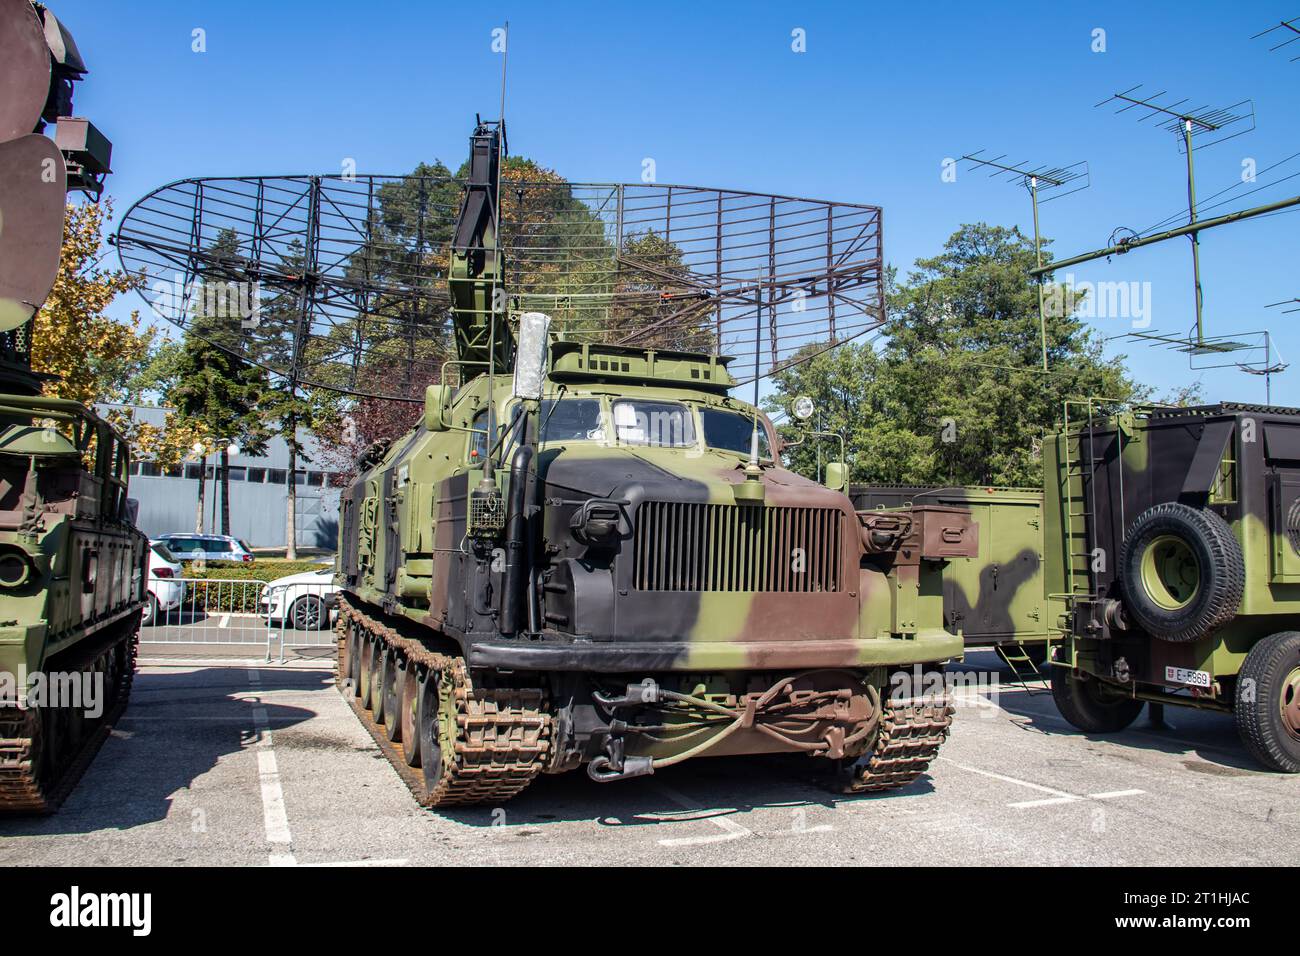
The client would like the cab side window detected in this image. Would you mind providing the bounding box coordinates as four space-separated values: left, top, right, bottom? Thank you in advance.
469 409 489 464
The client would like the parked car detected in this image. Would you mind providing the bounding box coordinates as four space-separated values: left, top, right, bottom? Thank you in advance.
142 541 186 626
156 533 254 564
258 567 338 631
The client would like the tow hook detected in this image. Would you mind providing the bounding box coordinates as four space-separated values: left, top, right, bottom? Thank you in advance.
587 755 654 783
587 736 654 782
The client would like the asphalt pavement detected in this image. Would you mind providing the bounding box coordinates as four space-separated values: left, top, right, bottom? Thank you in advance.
2 645 1295 867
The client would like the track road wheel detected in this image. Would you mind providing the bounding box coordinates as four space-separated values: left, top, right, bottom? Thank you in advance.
370 645 387 723
382 651 403 742
1235 631 1300 773
400 665 421 767
349 625 364 696
338 620 352 683
359 635 374 708
1050 665 1143 733
417 666 448 793
1119 503 1244 643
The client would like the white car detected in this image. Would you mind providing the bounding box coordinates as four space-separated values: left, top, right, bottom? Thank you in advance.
142 541 186 626
258 567 338 631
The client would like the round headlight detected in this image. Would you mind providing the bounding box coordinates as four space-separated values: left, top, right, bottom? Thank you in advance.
0 549 33 588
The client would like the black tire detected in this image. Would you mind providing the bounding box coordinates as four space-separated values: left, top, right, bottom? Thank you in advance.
1234 631 1300 773
1118 503 1244 643
140 594 159 627
1050 665 1144 733
289 595 328 631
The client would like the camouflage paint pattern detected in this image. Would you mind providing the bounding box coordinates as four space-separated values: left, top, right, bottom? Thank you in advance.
1043 402 1300 705
851 485 1054 648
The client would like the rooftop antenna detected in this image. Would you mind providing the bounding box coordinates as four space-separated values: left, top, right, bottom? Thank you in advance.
960 152 1089 371
1237 330 1288 405
1251 16 1300 62
1095 86 1255 350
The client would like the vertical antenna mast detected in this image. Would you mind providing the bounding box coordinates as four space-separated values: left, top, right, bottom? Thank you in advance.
1096 86 1255 349
960 152 1089 371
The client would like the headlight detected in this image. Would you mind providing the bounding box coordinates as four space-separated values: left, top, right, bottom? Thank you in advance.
0 547 34 589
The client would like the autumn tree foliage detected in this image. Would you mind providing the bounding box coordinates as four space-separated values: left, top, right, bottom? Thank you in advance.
32 201 153 406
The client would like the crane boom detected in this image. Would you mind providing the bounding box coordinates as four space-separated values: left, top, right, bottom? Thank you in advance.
448 120 514 373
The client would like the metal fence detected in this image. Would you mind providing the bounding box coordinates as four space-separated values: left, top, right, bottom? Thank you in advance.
139 577 338 662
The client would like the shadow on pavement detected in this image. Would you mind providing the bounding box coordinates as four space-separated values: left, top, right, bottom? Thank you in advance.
0 666 322 837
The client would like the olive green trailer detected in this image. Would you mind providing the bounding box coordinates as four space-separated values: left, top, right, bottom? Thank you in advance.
850 485 1058 665
1044 403 1300 772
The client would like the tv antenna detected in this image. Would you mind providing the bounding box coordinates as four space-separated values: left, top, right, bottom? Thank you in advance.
1251 17 1300 62
960 152 1089 371
1091 86 1255 349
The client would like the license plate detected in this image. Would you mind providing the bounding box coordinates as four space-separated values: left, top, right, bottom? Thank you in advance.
1165 665 1211 688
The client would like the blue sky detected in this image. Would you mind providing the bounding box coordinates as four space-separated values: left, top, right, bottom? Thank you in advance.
61 0 1300 403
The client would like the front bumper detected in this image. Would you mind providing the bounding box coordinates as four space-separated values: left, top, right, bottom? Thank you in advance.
467 628 962 673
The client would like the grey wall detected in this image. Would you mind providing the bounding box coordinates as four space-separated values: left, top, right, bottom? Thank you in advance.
126 474 340 549
102 403 343 550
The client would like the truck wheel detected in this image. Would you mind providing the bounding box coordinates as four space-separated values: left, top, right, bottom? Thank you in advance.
1050 666 1143 733
1118 503 1244 643
1235 631 1300 773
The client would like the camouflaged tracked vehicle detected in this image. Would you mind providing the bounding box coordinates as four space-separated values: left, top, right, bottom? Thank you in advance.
0 0 148 813
330 126 976 806
1045 403 1300 772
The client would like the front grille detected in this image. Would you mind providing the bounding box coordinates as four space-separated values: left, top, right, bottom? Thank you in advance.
632 501 843 592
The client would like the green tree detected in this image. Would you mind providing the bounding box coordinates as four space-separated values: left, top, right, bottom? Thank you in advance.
169 229 270 534
769 223 1145 487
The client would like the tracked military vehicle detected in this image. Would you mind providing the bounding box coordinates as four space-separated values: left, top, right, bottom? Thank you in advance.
116 120 976 806
327 127 986 806
1045 402 1300 772
0 0 148 812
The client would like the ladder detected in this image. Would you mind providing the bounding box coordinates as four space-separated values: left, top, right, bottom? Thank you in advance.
995 641 1049 694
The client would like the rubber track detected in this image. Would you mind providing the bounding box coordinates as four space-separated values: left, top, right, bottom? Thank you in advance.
839 695 954 793
0 626 139 814
337 598 552 808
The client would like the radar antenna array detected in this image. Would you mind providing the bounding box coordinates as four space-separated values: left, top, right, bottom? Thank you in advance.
115 169 885 400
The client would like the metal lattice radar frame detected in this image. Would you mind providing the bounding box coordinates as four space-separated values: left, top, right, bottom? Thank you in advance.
114 173 884 400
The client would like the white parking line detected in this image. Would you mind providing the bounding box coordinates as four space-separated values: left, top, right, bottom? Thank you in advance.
940 758 1145 809
246 669 297 866
652 784 752 847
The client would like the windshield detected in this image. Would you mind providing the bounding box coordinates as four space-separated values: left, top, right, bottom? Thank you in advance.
700 408 772 459
538 399 604 442
611 400 696 448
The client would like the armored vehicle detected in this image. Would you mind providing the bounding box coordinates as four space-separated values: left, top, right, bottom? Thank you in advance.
1044 402 1300 772
335 339 979 804
0 0 148 812
327 129 976 805
115 120 978 806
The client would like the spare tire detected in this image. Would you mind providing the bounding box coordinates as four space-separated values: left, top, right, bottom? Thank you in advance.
1119 503 1244 643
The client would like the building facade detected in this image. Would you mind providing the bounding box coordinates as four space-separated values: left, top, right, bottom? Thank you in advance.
103 404 343 550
